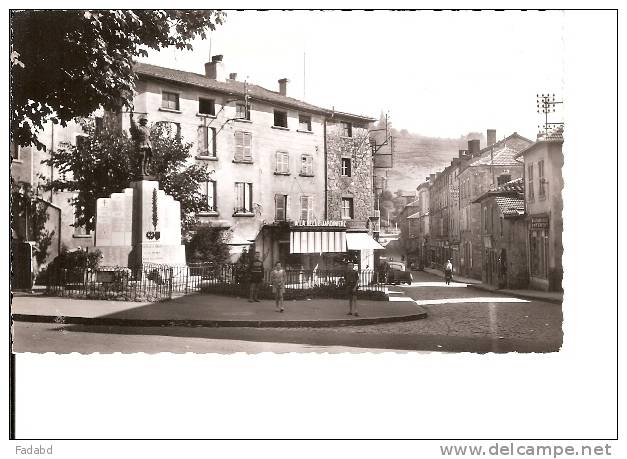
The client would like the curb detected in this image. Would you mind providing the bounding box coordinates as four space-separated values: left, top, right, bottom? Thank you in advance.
465 283 563 305
11 310 428 329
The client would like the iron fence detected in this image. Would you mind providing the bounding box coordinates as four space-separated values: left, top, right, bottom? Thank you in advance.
44 262 385 300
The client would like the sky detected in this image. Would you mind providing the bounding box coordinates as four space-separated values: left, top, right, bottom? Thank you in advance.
139 10 566 140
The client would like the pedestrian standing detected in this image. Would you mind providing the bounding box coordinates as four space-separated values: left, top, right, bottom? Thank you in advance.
270 261 286 312
248 251 264 302
345 262 360 316
445 259 453 285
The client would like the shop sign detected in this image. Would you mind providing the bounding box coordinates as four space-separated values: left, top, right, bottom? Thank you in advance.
531 216 549 229
293 220 346 228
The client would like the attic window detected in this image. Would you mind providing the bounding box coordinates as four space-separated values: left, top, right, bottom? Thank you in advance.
274 110 288 128
199 98 215 116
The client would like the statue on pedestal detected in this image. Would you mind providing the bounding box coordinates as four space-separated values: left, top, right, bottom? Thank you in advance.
129 111 153 177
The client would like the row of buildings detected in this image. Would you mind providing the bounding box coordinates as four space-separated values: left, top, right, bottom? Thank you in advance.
398 129 564 292
11 55 386 276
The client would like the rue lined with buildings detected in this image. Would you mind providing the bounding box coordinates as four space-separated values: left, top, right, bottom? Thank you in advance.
11 53 564 351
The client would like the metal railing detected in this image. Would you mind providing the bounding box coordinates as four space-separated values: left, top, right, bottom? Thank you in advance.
44 262 385 300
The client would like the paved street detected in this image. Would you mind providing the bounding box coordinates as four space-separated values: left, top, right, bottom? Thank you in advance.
12 271 562 353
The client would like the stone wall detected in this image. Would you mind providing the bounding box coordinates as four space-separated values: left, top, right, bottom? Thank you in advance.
326 121 374 224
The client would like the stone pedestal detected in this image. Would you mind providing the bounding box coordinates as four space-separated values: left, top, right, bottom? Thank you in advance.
94 180 186 266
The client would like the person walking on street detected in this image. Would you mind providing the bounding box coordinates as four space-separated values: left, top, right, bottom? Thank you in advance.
270 261 287 312
445 259 453 285
345 262 360 316
248 251 264 302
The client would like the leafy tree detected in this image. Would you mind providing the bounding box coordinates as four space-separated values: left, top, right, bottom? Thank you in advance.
186 224 232 264
11 180 55 265
42 120 211 235
10 10 225 150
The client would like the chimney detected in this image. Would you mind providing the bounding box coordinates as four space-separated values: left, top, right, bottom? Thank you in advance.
204 54 225 81
278 78 289 96
468 139 481 157
229 72 237 81
487 129 497 147
429 173 436 182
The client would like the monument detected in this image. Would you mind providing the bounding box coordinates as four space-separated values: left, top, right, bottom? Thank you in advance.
93 113 186 267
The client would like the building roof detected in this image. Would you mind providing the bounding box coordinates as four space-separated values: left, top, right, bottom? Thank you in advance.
498 177 524 194
472 177 524 204
134 62 375 122
513 135 564 159
479 132 534 155
469 145 524 167
494 196 525 217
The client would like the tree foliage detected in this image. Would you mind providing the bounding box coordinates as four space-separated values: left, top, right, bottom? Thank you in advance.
42 120 211 235
186 224 232 265
10 10 225 150
11 180 55 265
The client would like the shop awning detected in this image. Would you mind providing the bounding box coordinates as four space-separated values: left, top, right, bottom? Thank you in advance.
290 231 346 254
345 232 385 251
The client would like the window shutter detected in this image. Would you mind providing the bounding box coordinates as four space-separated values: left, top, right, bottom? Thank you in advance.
245 183 252 212
197 126 207 155
243 133 252 161
209 127 216 156
235 132 243 161
207 181 215 210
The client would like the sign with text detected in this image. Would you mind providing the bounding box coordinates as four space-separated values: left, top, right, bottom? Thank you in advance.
531 216 550 229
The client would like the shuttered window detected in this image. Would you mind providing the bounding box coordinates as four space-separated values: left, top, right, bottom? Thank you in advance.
234 182 253 213
197 126 216 157
275 152 289 174
300 196 314 221
300 154 313 176
234 131 252 162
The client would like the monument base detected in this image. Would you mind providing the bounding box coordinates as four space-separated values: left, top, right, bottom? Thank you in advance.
130 243 186 266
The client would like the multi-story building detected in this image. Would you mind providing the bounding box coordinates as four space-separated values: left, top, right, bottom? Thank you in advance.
473 178 528 288
514 132 564 291
12 55 380 275
458 132 533 279
115 56 379 270
11 120 96 260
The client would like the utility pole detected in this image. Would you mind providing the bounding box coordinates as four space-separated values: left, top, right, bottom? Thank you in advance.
537 93 564 137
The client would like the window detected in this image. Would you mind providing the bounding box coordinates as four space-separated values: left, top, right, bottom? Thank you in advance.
199 98 216 116
341 197 354 219
341 158 352 177
234 131 252 162
527 164 534 200
275 152 289 174
300 154 313 176
273 110 288 128
483 206 488 232
538 160 546 197
10 142 20 160
300 196 314 221
156 121 181 139
234 182 253 214
275 194 288 221
500 216 504 238
73 195 91 236
341 121 352 137
161 91 179 110
197 126 216 157
236 102 250 120
299 114 312 131
200 180 217 212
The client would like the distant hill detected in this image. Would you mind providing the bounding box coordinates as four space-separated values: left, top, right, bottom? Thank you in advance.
375 130 485 193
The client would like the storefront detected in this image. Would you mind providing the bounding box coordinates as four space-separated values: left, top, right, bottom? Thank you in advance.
528 214 550 290
255 220 383 271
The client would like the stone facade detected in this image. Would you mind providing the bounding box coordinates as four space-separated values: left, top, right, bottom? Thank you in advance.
325 121 374 223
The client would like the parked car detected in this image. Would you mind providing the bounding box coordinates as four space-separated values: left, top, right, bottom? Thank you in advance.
383 261 413 285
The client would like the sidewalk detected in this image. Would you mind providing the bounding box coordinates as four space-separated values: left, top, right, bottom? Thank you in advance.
11 292 427 328
422 268 563 304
